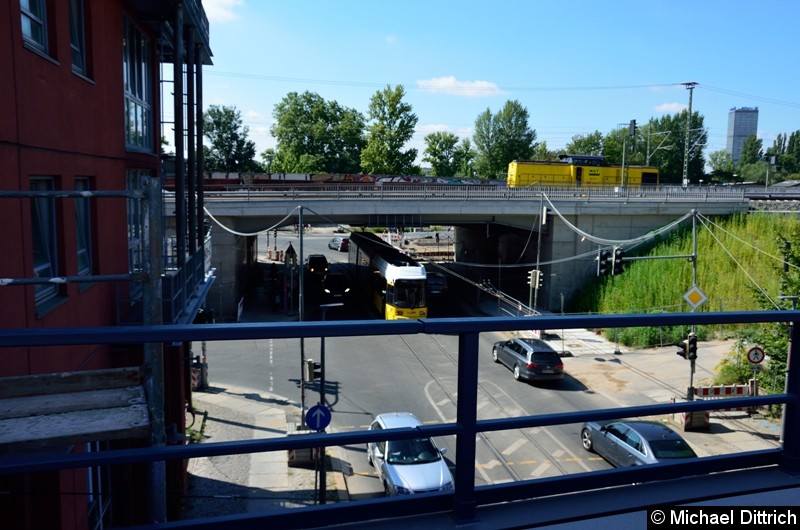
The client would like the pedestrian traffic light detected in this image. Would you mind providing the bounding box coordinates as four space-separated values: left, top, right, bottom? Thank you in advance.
304 359 322 382
537 269 544 289
612 247 625 275
676 340 688 359
687 333 697 361
598 250 612 276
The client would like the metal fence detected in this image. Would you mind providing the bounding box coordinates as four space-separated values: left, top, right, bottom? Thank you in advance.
1 310 798 529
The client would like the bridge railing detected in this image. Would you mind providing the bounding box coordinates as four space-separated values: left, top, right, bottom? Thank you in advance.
1 310 798 529
191 184 749 203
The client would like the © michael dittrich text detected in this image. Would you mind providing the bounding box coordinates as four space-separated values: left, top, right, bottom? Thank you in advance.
671 508 797 525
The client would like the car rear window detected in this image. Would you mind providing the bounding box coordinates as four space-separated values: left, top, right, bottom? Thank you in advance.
649 440 697 459
531 352 561 362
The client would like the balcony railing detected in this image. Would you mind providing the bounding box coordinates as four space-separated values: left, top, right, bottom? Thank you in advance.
1 310 798 529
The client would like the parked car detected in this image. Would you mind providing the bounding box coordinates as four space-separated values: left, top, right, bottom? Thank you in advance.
426 272 448 296
305 254 329 276
322 272 351 303
491 337 564 382
328 236 349 252
580 420 697 467
366 412 454 496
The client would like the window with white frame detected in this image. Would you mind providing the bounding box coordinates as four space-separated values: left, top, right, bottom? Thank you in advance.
21 0 47 52
75 178 93 277
122 16 153 151
69 0 87 75
31 177 60 306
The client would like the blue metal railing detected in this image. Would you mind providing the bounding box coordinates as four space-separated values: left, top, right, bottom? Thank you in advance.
1 310 798 529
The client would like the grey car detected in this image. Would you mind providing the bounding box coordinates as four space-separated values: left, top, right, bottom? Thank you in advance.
366 412 454 496
581 420 697 467
491 337 564 382
328 236 349 252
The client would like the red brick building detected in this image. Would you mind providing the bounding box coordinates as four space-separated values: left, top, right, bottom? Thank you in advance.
0 1 213 527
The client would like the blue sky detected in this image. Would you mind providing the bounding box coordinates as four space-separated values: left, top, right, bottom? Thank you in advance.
191 0 800 166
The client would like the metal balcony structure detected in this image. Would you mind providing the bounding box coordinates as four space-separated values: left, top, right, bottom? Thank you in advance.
1 310 799 529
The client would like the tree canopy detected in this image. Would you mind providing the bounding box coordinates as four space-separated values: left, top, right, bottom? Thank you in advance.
270 91 365 174
472 100 536 179
360 85 419 175
202 105 259 172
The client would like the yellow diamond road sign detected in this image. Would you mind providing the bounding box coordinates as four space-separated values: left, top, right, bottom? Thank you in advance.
684 286 707 309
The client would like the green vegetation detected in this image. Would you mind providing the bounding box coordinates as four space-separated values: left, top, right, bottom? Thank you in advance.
572 212 800 395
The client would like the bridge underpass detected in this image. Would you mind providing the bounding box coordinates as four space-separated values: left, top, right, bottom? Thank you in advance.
173 186 750 320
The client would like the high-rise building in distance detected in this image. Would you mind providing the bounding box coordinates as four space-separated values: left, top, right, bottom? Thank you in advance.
726 107 759 166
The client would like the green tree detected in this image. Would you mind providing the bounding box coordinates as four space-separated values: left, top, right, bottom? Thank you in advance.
473 100 536 179
202 105 259 172
453 138 476 178
270 91 365 174
530 140 560 161
566 131 604 156
361 85 418 175
707 149 735 182
737 160 769 183
639 111 706 185
783 131 800 175
422 131 460 177
738 133 763 167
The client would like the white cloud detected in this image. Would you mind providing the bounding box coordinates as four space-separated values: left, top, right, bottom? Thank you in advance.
416 123 474 138
655 102 686 113
417 76 503 97
203 0 244 23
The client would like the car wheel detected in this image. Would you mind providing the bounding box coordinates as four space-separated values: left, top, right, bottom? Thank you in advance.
581 428 594 452
383 481 392 496
491 348 499 363
367 451 373 467
513 364 521 381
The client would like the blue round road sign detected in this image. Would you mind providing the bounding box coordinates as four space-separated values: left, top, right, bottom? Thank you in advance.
306 404 332 431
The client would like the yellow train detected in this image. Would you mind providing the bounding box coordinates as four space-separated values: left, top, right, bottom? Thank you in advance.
507 155 659 188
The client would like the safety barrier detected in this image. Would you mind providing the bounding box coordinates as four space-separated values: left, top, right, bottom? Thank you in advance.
694 382 755 411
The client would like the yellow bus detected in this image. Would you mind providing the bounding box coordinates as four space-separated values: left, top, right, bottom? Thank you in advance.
348 232 428 320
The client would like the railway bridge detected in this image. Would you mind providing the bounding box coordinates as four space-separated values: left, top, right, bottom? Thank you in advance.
170 185 752 320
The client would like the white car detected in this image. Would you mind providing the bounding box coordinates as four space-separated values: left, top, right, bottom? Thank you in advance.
366 412 454 496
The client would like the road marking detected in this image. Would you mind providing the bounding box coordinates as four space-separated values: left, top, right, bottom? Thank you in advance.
502 439 527 456
480 459 502 470
530 461 552 477
268 339 274 392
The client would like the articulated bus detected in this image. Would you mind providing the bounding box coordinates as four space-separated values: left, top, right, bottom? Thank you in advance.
348 231 428 320
507 154 659 188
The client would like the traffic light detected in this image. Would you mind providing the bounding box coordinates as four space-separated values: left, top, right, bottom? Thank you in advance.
304 359 322 382
527 269 536 286
687 333 697 361
612 247 625 275
537 269 544 289
598 250 612 276
628 119 637 137
676 340 688 359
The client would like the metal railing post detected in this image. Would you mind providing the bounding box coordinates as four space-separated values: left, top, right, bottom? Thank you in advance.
453 330 480 523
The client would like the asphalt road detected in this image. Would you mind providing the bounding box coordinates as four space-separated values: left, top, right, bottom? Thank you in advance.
206 229 619 498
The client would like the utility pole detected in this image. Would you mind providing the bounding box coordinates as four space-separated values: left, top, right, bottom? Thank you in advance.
681 82 698 189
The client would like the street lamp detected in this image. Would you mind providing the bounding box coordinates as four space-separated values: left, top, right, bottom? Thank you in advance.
317 301 343 505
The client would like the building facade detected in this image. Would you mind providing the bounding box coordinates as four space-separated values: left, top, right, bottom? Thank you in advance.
0 1 212 528
726 106 759 166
